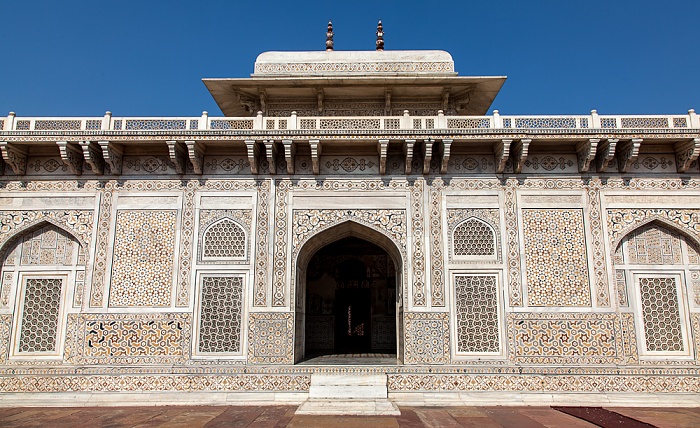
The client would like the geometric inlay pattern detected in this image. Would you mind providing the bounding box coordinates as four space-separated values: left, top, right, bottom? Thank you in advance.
455 275 500 353
75 313 191 364
625 224 683 265
248 312 293 364
109 210 177 307
639 276 684 352
198 276 243 354
508 313 621 364
522 209 591 306
11 225 77 266
404 312 449 364
18 277 63 354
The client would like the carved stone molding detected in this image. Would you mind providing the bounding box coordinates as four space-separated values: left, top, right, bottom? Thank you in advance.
263 140 277 175
56 141 84 175
422 139 434 174
441 139 452 174
511 139 531 174
245 140 259 174
185 140 205 175
378 139 389 175
166 140 187 174
0 142 28 175
282 140 295 174
675 138 700 173
79 141 105 175
576 138 599 173
616 139 642 173
595 139 618 173
404 139 415 174
309 140 322 174
494 139 512 173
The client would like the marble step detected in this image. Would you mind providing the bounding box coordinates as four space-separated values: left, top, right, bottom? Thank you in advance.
296 399 401 416
308 373 388 399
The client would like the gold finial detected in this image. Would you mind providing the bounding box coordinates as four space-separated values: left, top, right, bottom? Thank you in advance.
376 20 384 51
326 20 334 51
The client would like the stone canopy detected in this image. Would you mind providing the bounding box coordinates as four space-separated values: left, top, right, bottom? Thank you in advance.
203 50 506 117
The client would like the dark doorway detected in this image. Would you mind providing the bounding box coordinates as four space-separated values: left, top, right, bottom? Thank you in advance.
304 237 396 357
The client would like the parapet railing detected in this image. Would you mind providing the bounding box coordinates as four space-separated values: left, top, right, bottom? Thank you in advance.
1 109 698 132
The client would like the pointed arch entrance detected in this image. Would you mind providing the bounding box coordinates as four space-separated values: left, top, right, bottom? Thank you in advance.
294 221 403 363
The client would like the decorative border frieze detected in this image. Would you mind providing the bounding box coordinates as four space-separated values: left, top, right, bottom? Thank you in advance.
410 180 426 306
254 180 270 306
429 179 445 306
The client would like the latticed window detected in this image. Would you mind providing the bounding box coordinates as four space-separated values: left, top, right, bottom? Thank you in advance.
638 275 685 353
453 218 496 257
197 275 243 354
454 274 500 354
202 219 246 259
17 277 64 354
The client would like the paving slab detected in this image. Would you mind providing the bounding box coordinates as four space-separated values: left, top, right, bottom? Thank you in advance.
606 407 700 428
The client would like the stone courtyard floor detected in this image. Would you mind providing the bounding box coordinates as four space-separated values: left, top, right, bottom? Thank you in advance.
1 405 699 427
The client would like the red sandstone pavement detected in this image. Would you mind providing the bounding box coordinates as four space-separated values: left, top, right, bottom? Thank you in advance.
0 406 698 427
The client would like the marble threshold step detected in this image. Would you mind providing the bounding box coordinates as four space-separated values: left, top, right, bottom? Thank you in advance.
296 373 401 415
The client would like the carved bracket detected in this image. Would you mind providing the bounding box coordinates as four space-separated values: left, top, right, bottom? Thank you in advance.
185 140 205 174
79 141 105 175
422 139 434 174
245 140 260 174
282 140 295 174
309 140 322 175
595 138 618 173
264 140 277 175
576 138 599 173
404 139 415 174
0 142 28 175
378 139 389 175
494 139 512 173
511 138 531 173
97 141 123 174
675 138 700 173
440 139 452 174
56 141 84 175
166 140 188 174
616 138 642 173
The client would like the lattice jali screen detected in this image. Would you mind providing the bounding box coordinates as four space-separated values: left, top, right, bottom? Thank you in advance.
454 275 500 353
452 218 496 257
638 276 684 352
197 275 243 354
202 219 246 259
18 277 63 353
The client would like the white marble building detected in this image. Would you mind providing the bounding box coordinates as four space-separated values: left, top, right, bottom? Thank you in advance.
1 46 700 407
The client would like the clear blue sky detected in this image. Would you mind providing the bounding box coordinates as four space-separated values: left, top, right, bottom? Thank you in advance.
1 0 697 117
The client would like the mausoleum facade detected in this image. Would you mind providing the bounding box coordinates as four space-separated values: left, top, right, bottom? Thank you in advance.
1 45 700 405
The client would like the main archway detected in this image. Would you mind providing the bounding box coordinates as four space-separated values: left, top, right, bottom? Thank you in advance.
293 221 403 363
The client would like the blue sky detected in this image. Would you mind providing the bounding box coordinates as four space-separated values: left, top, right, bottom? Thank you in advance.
0 0 697 117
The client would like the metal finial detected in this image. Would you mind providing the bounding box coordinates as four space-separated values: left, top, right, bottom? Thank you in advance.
326 20 334 51
375 20 384 51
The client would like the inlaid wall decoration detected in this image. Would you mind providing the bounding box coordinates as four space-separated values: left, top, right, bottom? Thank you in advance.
404 312 449 364
454 274 500 354
66 313 191 365
108 210 177 307
508 313 622 364
522 209 591 306
197 275 244 354
248 312 293 364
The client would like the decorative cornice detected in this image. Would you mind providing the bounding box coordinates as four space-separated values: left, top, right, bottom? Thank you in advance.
675 138 700 173
404 139 415 174
511 138 531 174
441 139 452 174
595 139 618 173
494 139 511 174
98 141 123 174
185 140 205 175
245 140 259 175
576 138 599 173
166 140 188 174
0 141 28 175
282 140 295 174
79 141 105 175
378 139 389 175
616 138 642 173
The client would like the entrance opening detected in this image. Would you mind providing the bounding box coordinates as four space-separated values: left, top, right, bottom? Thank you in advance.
304 237 397 358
